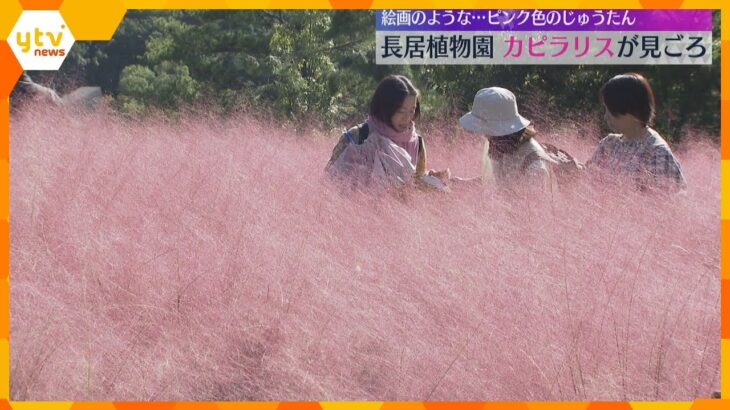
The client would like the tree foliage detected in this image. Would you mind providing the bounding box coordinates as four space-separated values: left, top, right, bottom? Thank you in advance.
44 9 720 141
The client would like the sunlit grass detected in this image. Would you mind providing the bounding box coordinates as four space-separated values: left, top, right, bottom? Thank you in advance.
9 103 720 401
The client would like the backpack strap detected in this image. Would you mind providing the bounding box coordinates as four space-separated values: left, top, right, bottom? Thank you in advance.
415 135 427 176
357 122 369 144
326 121 370 169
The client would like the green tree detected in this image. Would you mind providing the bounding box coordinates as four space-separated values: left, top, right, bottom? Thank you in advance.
48 9 719 141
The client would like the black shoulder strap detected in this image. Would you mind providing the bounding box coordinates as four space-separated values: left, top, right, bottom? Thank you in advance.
358 122 369 143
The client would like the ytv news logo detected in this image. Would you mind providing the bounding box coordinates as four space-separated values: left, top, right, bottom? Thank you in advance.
9 11 75 70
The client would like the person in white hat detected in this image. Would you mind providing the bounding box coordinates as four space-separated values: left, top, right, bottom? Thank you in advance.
459 87 556 192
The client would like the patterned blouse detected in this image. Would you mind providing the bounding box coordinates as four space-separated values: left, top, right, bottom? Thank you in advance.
588 128 686 191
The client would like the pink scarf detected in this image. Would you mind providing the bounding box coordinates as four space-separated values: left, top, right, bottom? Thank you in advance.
367 115 420 165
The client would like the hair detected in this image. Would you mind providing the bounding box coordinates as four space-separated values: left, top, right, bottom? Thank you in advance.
487 124 537 157
599 73 656 126
488 123 537 141
369 75 421 127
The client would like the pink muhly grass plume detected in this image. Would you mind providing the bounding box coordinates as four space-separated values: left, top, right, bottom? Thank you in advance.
9 103 719 401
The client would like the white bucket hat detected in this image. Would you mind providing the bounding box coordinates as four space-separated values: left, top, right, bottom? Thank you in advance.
459 87 531 137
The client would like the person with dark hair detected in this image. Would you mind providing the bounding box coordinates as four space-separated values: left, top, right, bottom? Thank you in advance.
327 75 447 190
458 87 557 193
588 73 686 192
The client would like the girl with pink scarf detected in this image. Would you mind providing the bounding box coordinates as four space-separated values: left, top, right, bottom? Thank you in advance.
326 75 447 191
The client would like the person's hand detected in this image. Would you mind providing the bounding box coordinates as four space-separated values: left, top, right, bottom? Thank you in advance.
428 168 451 180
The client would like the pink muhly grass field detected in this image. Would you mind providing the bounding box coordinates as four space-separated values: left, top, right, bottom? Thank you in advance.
9 104 719 401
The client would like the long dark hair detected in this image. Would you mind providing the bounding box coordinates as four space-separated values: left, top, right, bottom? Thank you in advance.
369 75 421 128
